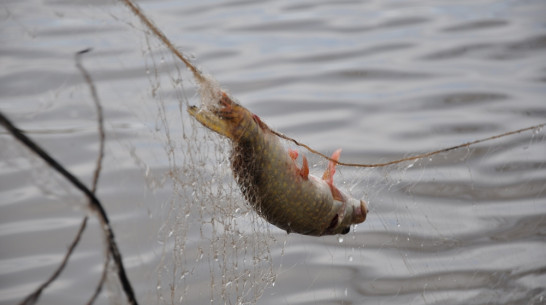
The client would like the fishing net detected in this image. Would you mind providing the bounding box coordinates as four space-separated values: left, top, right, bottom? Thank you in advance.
112 15 282 305
2 1 546 305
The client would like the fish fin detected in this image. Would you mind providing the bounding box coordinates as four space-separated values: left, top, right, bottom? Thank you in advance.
329 184 344 201
289 149 309 180
288 149 298 160
322 148 342 184
301 155 309 179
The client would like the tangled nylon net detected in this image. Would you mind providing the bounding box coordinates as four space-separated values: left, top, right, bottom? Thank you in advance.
3 1 545 304
103 3 546 303
122 22 281 305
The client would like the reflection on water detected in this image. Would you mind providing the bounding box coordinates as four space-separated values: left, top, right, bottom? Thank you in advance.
1 0 546 304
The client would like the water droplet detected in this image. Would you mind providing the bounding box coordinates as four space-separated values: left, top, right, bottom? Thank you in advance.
348 255 353 262
406 163 414 169
344 288 348 296
338 236 344 243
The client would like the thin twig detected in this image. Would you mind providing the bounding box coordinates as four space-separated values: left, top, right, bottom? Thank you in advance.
18 217 88 305
271 123 545 167
75 48 111 305
0 112 138 305
75 48 105 194
86 255 111 305
15 48 110 305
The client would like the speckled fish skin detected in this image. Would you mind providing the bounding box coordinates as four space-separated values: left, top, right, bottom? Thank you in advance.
188 93 367 236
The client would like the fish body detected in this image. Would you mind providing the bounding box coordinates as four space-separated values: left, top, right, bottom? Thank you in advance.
188 92 367 236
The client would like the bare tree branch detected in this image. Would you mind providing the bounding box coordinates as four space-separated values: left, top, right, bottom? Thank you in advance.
8 48 128 305
76 48 105 194
1 80 138 305
75 48 112 305
14 48 110 305
86 255 110 305
17 217 88 305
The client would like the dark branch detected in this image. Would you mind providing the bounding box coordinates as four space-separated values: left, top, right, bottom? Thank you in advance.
76 48 105 194
17 217 88 305
0 113 138 304
86 255 110 305
15 48 110 305
75 49 112 305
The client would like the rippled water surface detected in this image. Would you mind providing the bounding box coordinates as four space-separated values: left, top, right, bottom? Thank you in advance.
1 0 546 304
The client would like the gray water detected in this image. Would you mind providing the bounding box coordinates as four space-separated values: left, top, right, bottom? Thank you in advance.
1 0 546 304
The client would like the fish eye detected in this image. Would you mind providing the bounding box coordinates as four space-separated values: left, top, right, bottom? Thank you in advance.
341 227 350 235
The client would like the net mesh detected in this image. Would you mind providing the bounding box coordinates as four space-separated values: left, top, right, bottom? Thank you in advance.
2 2 545 304
120 24 281 305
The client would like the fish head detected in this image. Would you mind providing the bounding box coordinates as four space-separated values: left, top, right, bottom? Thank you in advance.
188 92 256 141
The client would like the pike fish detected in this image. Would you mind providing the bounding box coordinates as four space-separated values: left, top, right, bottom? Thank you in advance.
188 92 367 236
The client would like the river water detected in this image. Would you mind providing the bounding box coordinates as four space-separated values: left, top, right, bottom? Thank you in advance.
1 0 546 304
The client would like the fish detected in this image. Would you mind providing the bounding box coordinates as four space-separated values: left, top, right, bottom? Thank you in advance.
188 91 367 236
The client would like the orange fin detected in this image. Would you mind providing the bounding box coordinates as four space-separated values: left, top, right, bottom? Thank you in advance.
288 149 298 160
322 148 342 185
300 155 309 179
329 184 344 201
289 149 309 180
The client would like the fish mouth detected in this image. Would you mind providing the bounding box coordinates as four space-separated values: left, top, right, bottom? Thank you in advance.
187 104 236 139
187 105 199 116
